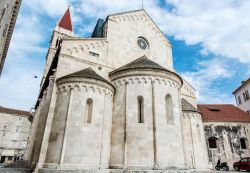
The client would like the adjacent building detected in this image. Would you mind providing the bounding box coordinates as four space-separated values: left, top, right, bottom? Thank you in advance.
0 106 31 163
198 104 250 169
0 0 22 76
233 78 250 114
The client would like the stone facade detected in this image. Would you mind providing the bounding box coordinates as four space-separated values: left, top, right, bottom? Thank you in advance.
233 78 250 113
0 106 31 163
25 9 209 172
0 0 22 76
198 104 250 169
203 122 250 169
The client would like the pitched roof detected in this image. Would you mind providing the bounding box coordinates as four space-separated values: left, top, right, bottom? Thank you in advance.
58 7 73 32
109 56 170 75
197 104 250 123
232 77 250 94
59 67 111 84
0 106 30 116
181 98 199 112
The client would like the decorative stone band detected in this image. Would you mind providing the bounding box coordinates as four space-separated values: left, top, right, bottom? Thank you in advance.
56 77 115 98
182 112 202 120
109 69 183 89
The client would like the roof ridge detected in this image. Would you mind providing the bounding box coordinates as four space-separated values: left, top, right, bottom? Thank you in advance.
109 55 168 75
58 67 112 85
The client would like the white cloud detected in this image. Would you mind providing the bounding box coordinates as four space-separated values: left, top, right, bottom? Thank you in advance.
1 0 249 110
23 0 69 17
163 0 250 63
181 58 235 104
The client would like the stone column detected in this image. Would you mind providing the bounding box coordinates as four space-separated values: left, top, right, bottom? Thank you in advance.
24 99 41 162
59 87 73 164
35 75 57 172
151 80 159 169
123 82 128 168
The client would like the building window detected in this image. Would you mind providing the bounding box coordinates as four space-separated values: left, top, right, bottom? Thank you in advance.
137 96 144 123
16 126 21 132
238 96 242 104
240 138 247 149
0 4 7 23
84 98 93 123
2 24 8 37
245 90 250 100
89 51 99 57
208 137 217 148
166 94 174 124
197 124 201 141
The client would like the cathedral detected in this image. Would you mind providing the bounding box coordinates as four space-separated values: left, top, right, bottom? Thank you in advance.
24 8 250 173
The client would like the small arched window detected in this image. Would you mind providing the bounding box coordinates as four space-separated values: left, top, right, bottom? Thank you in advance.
240 138 247 149
84 98 93 123
166 94 174 124
197 124 201 141
138 96 144 123
208 137 217 148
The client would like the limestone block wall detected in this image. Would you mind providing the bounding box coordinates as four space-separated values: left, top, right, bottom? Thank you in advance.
106 11 173 71
203 122 250 168
28 76 55 163
181 79 197 107
110 70 185 169
57 40 113 81
0 112 30 158
182 112 208 169
45 78 114 169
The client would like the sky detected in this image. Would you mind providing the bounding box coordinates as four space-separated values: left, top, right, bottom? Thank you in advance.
0 0 250 111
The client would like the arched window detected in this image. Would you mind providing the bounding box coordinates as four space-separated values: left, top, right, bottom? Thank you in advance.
208 137 217 148
84 98 93 123
166 94 174 124
137 96 144 123
197 124 201 141
240 138 247 149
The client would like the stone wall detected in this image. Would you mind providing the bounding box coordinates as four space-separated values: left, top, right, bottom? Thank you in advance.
203 122 250 168
0 111 31 162
44 77 114 169
110 70 185 170
181 112 208 169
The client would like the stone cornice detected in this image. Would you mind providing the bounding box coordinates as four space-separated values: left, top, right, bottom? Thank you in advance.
110 69 183 88
56 77 115 95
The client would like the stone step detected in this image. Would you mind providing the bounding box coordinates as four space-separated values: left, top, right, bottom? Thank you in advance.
0 168 31 173
38 168 210 173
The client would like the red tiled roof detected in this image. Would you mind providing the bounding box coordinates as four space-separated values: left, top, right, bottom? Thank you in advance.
0 106 30 116
58 7 73 32
197 104 250 123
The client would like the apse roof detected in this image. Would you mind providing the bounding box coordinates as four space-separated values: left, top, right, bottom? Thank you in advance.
198 104 250 123
181 98 199 112
58 67 110 84
109 56 170 75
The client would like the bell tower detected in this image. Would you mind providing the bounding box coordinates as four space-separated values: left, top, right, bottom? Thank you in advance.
41 7 74 86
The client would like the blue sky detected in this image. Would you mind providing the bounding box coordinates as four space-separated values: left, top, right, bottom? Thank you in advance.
0 0 250 110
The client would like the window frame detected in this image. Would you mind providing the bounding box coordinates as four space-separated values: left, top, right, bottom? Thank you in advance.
208 137 217 149
137 95 144 123
240 138 248 149
84 98 93 124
